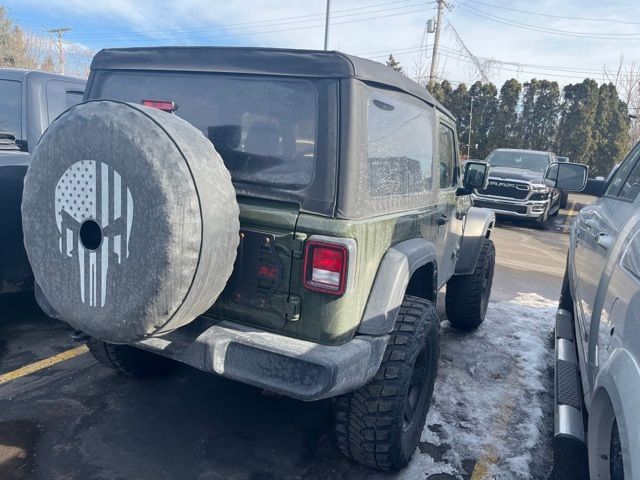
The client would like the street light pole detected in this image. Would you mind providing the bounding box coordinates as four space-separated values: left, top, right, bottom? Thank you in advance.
324 0 331 50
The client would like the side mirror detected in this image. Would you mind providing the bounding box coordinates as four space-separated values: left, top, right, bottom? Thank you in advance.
457 161 489 196
582 178 607 197
463 161 489 188
544 162 588 191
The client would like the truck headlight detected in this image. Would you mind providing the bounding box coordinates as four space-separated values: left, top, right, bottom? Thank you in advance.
530 185 550 200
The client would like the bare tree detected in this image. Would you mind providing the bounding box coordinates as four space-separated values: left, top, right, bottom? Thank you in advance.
0 8 92 77
605 54 640 144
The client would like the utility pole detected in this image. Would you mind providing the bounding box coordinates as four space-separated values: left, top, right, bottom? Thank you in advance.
467 96 474 158
428 0 445 85
323 0 331 51
48 27 71 75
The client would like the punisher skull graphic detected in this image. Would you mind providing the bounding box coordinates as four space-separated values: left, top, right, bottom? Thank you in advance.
54 160 133 307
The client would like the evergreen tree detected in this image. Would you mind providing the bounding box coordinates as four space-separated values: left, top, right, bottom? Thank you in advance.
556 79 600 165
590 83 631 175
386 54 404 74
469 81 498 158
518 80 560 151
489 78 522 149
444 83 471 155
532 80 561 151
428 80 452 106
519 79 538 149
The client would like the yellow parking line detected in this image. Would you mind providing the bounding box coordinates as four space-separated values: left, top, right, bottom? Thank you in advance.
0 345 88 385
470 367 519 479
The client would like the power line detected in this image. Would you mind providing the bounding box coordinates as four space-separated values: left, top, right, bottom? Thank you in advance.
64 1 431 40
462 0 640 26
458 4 640 40
437 50 604 80
358 42 639 80
60 6 432 45
445 19 489 82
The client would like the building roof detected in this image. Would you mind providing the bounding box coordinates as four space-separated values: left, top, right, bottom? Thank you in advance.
90 46 453 119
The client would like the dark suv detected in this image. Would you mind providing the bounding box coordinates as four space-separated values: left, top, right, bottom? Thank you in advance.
23 47 498 471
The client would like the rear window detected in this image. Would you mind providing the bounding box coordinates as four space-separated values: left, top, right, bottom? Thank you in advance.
486 150 550 172
46 80 85 123
0 80 22 138
95 72 318 190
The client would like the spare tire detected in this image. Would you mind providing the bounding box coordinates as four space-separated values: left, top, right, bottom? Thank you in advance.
22 100 239 343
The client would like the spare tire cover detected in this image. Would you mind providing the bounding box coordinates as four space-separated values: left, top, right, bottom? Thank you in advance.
22 100 239 343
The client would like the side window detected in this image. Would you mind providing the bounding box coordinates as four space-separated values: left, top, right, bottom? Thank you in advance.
618 160 640 201
0 80 22 138
438 124 457 189
47 81 85 123
65 90 84 109
367 95 433 197
605 143 640 198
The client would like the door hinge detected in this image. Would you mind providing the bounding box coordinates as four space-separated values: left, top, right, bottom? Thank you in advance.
285 295 301 321
270 294 301 321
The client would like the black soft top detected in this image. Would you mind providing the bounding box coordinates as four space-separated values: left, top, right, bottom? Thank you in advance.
90 46 454 120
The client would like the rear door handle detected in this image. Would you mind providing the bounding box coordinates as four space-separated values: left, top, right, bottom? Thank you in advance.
437 214 448 226
596 233 613 250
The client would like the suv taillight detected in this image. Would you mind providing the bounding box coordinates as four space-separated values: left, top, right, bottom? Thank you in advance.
303 240 349 295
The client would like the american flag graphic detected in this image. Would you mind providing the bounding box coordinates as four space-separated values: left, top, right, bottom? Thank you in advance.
55 160 133 307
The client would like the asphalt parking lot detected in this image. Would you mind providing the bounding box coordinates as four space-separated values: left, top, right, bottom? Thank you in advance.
0 195 593 480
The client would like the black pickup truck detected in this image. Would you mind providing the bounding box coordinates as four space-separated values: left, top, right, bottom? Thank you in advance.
0 69 85 294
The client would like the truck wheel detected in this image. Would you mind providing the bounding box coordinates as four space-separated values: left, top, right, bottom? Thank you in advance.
334 296 439 471
536 213 550 230
87 338 173 377
22 100 239 343
445 238 495 330
610 421 625 480
560 191 569 209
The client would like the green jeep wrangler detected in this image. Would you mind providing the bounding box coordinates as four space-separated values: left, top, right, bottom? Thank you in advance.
22 47 496 471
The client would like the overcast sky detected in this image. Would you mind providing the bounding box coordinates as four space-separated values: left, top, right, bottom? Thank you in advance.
7 0 640 87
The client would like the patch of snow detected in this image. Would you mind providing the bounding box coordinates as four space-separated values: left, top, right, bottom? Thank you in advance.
399 293 556 479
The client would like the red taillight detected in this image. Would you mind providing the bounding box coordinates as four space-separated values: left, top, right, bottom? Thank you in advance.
303 241 348 295
142 100 175 112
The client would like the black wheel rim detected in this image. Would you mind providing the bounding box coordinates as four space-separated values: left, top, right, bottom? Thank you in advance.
402 344 429 431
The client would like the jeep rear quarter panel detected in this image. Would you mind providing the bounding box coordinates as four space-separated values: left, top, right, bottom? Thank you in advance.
283 78 454 344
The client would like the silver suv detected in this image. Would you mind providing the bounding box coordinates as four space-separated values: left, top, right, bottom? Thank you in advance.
471 148 562 228
556 141 640 479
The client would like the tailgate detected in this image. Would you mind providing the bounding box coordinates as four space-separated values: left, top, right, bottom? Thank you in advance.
205 197 300 331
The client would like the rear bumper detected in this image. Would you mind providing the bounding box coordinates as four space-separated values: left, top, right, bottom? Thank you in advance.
137 317 388 401
471 194 549 219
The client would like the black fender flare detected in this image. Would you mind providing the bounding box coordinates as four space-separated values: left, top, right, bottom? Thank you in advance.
357 238 438 336
454 207 495 275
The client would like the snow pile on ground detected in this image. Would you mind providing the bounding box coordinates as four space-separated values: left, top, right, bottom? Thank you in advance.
399 293 557 480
